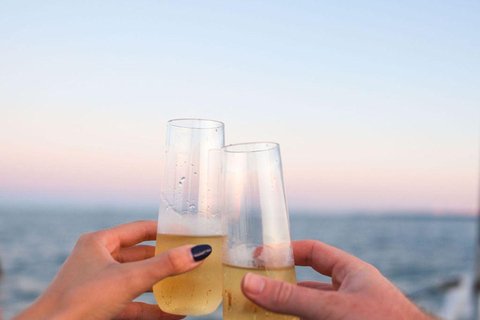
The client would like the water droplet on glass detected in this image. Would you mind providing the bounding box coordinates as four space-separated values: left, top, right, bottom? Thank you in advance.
179 177 185 185
191 163 194 167
194 172 197 175
189 204 196 210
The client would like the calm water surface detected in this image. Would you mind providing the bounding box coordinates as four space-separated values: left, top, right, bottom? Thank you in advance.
0 207 476 319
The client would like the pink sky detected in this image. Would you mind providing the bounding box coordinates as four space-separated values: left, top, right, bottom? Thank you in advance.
1 117 478 215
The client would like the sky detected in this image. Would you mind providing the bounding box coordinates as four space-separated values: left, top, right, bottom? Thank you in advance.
1 0 479 214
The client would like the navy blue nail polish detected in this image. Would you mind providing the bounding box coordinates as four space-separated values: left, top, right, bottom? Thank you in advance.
191 244 212 261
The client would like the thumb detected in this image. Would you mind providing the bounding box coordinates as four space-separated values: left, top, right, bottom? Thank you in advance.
242 273 341 320
121 244 212 296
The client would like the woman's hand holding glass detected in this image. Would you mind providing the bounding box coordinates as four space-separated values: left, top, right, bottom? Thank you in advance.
13 220 211 320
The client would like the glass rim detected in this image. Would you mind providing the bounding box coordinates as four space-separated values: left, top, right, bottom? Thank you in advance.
222 142 279 153
168 118 224 130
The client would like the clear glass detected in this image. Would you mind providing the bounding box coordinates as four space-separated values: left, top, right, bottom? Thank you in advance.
153 118 224 316
221 142 298 320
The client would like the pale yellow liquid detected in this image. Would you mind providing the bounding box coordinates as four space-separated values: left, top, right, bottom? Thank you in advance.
153 234 223 315
223 264 299 320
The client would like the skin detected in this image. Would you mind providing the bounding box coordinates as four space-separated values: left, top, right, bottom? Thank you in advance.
13 220 206 320
8 225 432 320
242 240 432 320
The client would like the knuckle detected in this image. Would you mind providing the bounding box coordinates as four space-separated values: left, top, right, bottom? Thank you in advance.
307 241 321 265
273 281 295 305
142 246 156 261
366 264 381 276
76 231 104 250
77 232 95 245
164 249 188 274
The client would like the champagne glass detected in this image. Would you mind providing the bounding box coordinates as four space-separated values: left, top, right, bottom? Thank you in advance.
153 118 224 316
221 142 298 320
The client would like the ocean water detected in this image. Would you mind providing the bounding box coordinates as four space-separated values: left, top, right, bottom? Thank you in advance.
0 206 476 320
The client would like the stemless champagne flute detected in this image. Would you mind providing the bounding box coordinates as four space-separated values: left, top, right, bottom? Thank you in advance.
221 142 298 320
153 118 224 316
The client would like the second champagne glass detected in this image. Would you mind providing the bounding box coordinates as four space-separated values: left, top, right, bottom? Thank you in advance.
221 142 298 320
153 118 224 315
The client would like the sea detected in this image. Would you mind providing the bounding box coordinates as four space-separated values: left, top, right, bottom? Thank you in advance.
0 206 476 320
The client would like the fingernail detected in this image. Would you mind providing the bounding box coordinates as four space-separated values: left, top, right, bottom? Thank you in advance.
191 244 212 262
243 273 265 294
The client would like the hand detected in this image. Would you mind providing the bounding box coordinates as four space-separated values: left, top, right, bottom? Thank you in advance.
13 220 212 320
242 240 431 320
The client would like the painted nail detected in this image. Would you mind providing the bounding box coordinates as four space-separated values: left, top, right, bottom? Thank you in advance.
243 273 265 294
191 244 212 262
